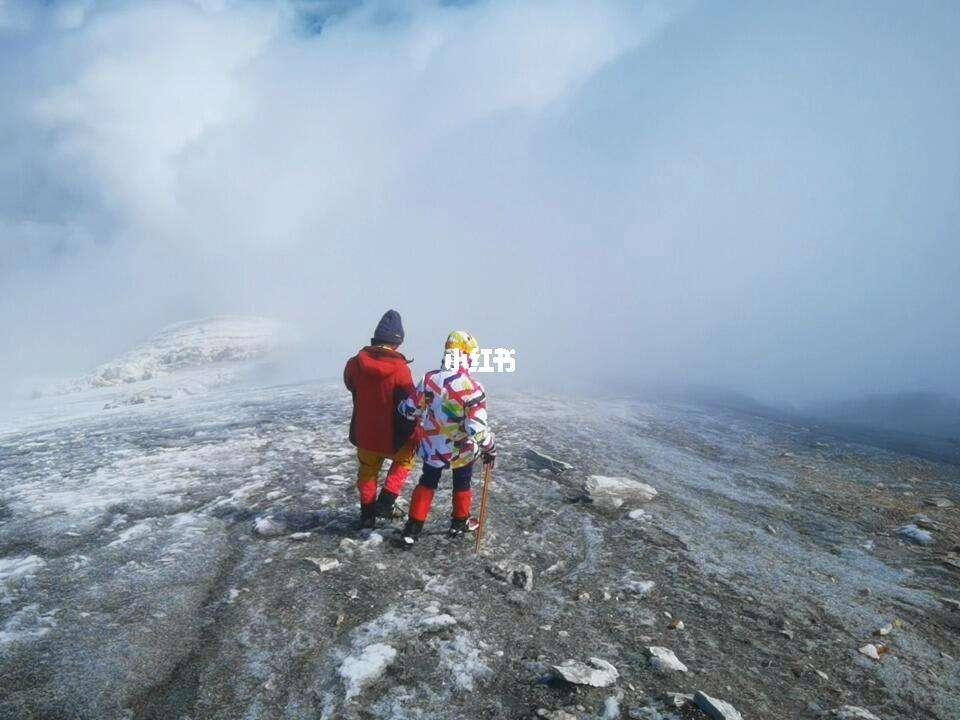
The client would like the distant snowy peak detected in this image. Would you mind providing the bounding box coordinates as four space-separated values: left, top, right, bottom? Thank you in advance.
51 316 284 395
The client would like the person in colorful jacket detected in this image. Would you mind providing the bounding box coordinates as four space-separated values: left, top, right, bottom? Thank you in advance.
397 330 496 546
343 310 417 529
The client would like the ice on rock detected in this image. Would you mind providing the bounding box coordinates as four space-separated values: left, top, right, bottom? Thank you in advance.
694 691 743 720
898 524 933 546
581 475 658 511
646 646 688 673
834 707 881 720
621 579 656 596
419 613 458 632
339 642 397 699
305 557 340 573
551 657 619 687
253 516 287 537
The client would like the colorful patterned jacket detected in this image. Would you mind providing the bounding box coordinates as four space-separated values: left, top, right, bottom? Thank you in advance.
399 364 495 469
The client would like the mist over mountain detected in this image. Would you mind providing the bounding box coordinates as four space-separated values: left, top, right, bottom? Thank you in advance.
807 392 960 442
1 0 959 405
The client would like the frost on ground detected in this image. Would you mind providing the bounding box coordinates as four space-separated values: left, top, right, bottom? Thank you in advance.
0 380 958 719
339 643 397 699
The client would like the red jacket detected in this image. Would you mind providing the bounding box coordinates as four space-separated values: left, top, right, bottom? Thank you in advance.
343 346 416 455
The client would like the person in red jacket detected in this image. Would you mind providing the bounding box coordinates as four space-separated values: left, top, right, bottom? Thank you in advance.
343 310 417 529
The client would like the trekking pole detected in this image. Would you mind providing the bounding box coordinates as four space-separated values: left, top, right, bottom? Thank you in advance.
474 462 493 554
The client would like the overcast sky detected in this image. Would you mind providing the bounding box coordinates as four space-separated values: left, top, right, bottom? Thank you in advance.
1 0 958 404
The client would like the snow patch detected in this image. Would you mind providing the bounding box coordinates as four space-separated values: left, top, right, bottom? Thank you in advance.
0 604 58 645
339 643 397 700
437 632 492 691
43 315 283 396
0 554 45 583
108 520 152 547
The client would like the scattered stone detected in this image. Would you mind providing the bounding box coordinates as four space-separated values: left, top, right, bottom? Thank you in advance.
525 448 573 473
536 710 577 720
288 531 312 540
874 623 893 637
911 514 943 531
814 669 829 681
577 591 591 602
252 516 287 537
858 644 881 661
925 497 954 509
487 561 535 591
339 643 397 699
544 560 567 575
304 557 340 573
898 524 933 546
551 657 620 687
581 475 658 511
627 508 650 521
833 706 881 720
645 646 688 673
622 579 656 596
339 533 383 554
693 691 743 720
663 692 693 708
670 619 684 630
942 557 960 572
765 524 777 534
938 596 960 611
363 532 384 548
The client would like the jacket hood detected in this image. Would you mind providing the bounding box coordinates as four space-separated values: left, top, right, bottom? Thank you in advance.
356 346 410 377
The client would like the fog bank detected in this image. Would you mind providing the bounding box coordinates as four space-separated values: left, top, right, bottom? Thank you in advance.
1 0 958 404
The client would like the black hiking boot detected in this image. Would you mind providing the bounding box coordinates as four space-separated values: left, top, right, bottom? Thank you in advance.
374 490 398 519
360 503 377 530
399 520 423 549
447 517 479 538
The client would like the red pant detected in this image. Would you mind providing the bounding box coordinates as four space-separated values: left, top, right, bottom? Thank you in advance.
356 441 415 506
409 463 474 522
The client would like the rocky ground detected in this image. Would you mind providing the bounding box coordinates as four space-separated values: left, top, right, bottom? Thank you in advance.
0 380 958 719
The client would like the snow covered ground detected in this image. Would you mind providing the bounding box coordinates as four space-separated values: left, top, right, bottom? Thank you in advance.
0 377 958 719
39 316 284 397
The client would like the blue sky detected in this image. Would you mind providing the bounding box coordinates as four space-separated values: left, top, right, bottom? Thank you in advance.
1 0 958 403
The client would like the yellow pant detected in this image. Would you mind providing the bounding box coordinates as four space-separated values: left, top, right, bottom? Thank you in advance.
356 441 416 505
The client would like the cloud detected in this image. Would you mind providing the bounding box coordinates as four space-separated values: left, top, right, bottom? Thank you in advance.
1 0 958 405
